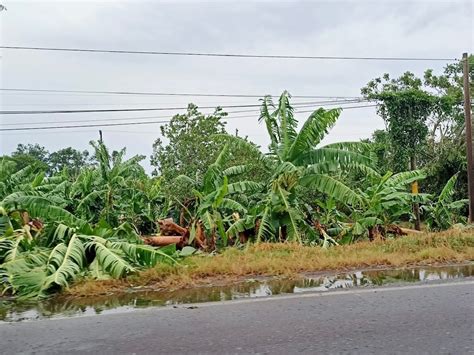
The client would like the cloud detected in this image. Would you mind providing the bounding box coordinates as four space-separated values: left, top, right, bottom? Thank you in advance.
1 0 472 171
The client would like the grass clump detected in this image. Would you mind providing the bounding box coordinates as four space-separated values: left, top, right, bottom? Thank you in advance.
68 231 474 297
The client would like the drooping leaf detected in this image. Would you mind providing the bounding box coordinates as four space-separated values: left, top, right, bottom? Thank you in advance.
85 237 135 278
300 174 362 206
288 108 341 159
256 206 274 242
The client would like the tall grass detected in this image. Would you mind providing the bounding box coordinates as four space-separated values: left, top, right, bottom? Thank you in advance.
68 231 474 297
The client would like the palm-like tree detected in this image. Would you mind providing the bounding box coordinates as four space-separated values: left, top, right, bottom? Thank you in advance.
345 170 426 241
71 140 150 227
227 91 373 244
175 143 262 249
423 173 468 231
0 141 177 299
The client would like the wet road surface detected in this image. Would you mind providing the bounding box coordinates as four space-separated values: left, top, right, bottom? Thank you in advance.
1 280 473 354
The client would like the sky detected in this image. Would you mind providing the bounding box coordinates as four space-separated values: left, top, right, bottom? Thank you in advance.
0 0 472 172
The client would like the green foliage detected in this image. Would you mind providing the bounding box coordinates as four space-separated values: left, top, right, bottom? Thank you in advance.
423 54 474 138
354 170 426 234
423 173 467 231
150 104 227 198
421 138 467 201
362 72 436 172
48 147 90 176
226 91 373 245
1 82 468 299
362 60 473 206
5 144 90 176
150 104 268 201
10 143 50 171
420 57 474 200
0 139 177 299
0 209 177 299
174 143 259 248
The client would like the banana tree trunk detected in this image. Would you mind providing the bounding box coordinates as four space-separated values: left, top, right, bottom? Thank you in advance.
368 225 383 241
143 236 183 246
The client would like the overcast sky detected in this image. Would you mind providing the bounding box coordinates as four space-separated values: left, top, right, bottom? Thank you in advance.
0 0 472 172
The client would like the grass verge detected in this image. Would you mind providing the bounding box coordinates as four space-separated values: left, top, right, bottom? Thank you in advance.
67 230 474 297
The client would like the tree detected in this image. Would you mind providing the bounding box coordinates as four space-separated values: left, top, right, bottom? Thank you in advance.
150 104 227 196
48 147 90 176
221 134 270 184
421 137 468 203
423 54 474 141
362 72 436 172
362 59 474 199
6 144 90 177
365 129 391 174
362 72 436 230
151 104 227 176
72 140 147 226
10 144 49 171
420 56 474 201
151 104 269 199
175 143 262 249
227 91 373 245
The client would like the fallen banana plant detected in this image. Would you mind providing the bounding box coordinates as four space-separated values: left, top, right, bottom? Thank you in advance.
0 204 177 299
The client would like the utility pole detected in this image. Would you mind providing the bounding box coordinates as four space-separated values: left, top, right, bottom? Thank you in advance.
99 130 103 143
463 52 474 223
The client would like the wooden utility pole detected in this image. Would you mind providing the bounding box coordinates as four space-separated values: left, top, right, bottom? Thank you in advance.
99 130 103 143
463 52 474 223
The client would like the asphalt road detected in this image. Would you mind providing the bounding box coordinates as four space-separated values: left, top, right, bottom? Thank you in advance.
1 280 473 354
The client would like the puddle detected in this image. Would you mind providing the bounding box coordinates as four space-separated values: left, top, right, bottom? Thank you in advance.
1 264 472 322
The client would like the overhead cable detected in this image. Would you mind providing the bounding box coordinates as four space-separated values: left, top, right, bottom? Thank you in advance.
0 46 457 61
0 88 360 100
0 104 378 131
0 99 366 115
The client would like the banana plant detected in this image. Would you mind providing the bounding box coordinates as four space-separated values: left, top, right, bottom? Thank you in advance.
175 143 263 249
342 170 427 241
0 158 69 206
227 91 373 244
0 203 176 299
423 173 467 231
70 140 149 226
0 158 42 198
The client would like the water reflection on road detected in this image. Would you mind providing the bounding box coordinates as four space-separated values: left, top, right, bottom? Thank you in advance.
1 264 472 322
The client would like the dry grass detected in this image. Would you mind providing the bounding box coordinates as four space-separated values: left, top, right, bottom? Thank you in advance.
67 230 474 297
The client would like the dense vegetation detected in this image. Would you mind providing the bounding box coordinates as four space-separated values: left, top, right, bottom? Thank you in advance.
1 59 472 299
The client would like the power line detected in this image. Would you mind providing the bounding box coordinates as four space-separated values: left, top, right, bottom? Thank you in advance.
0 101 264 107
0 104 377 131
0 120 170 131
297 104 377 114
0 46 457 61
0 100 367 126
0 99 365 115
1 99 332 107
0 88 360 99
2 129 103 136
0 103 297 115
0 99 363 110
0 114 175 126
